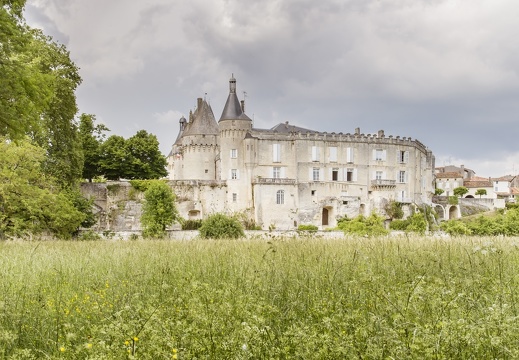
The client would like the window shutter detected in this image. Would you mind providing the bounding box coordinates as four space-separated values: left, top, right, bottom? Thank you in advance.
320 168 324 181
236 169 240 180
382 150 387 161
347 147 353 163
353 169 358 182
329 147 337 162
372 149 377 161
273 144 280 162
405 171 408 183
309 168 313 181
404 151 409 163
382 171 386 179
280 167 286 178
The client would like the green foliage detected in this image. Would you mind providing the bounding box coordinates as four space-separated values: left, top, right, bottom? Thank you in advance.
297 224 318 233
199 213 245 239
434 188 445 196
141 181 178 238
475 188 487 198
181 219 203 230
383 199 404 220
440 220 472 236
448 196 459 205
453 186 469 198
79 113 109 182
99 131 167 180
337 212 388 237
389 213 428 234
0 138 85 238
441 208 519 236
5 237 519 358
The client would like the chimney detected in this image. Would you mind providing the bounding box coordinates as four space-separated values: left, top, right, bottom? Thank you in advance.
378 130 384 138
240 100 245 113
197 97 203 109
355 127 360 135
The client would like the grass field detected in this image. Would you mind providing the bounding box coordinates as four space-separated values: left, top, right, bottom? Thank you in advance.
1 236 519 359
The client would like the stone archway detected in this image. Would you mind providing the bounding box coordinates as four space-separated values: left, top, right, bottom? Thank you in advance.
448 205 460 219
434 204 445 220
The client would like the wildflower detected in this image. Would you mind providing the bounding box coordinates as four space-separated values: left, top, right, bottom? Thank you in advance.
125 340 130 346
86 343 93 349
59 346 65 352
133 336 139 342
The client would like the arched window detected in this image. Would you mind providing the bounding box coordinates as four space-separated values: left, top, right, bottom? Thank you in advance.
276 190 284 205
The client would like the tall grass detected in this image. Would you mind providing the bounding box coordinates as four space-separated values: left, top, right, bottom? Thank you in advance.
1 236 519 358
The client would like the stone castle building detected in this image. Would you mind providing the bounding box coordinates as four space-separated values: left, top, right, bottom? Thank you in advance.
166 76 435 230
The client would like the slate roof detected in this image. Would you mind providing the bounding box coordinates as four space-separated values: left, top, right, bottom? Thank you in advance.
183 99 219 136
219 75 252 122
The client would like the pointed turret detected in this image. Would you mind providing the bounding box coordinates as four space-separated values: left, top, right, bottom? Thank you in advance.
219 75 252 122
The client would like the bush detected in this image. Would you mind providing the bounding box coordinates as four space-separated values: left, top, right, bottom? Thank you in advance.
440 220 471 236
199 213 245 239
297 224 318 233
181 219 203 230
337 213 388 237
141 181 179 238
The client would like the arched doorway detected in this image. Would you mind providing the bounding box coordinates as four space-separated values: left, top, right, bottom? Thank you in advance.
434 204 445 220
448 205 459 219
322 208 329 226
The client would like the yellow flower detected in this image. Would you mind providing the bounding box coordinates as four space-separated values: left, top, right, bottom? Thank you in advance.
59 347 65 352
172 355 177 359
125 340 130 346
86 343 93 349
172 348 178 353
133 336 139 341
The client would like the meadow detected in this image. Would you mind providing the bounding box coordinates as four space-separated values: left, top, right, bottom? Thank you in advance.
1 236 519 359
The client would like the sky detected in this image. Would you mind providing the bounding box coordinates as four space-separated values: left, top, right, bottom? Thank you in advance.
24 0 519 178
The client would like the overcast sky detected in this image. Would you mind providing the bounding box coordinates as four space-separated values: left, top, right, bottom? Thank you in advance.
25 0 519 177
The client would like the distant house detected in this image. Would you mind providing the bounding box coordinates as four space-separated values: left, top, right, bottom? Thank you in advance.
435 171 464 197
492 175 517 203
463 176 494 199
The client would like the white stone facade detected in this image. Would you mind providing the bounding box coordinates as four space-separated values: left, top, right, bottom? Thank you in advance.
167 76 435 230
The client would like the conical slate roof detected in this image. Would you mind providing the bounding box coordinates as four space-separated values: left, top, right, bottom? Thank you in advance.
219 75 252 122
183 98 219 136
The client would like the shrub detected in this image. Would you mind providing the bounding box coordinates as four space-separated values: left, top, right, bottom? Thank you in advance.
199 213 245 239
181 219 203 230
297 224 318 233
141 181 179 238
440 220 471 236
337 213 388 237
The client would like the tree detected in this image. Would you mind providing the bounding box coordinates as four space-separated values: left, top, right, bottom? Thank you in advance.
99 135 129 180
0 137 86 238
99 131 168 180
434 188 445 196
453 186 469 198
79 113 110 181
126 130 168 179
141 181 178 238
383 199 404 220
475 188 487 198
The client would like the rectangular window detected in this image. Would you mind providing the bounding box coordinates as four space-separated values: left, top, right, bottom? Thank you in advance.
346 147 354 163
398 171 406 183
232 193 237 202
373 149 386 161
273 143 281 162
311 146 320 162
230 149 237 158
313 167 320 181
346 168 354 182
332 168 339 181
231 169 238 180
329 147 337 162
273 167 281 179
376 171 383 180
276 190 284 205
398 150 409 163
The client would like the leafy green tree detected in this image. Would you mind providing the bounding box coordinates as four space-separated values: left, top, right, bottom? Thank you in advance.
126 130 168 179
453 186 469 198
99 131 167 180
434 188 445 196
199 213 245 239
141 181 178 238
99 135 129 180
475 188 487 198
79 113 110 182
383 199 404 220
0 137 85 238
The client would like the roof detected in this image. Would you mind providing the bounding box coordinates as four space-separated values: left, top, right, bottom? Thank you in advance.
492 175 515 182
435 172 463 179
268 122 319 134
464 180 492 188
219 76 252 122
182 99 219 136
511 187 519 195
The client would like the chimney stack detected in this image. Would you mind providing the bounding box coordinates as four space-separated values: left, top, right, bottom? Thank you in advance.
355 127 360 135
240 100 245 113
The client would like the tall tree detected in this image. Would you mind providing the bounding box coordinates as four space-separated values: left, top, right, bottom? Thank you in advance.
98 135 129 180
141 180 178 238
126 130 168 179
79 113 110 181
